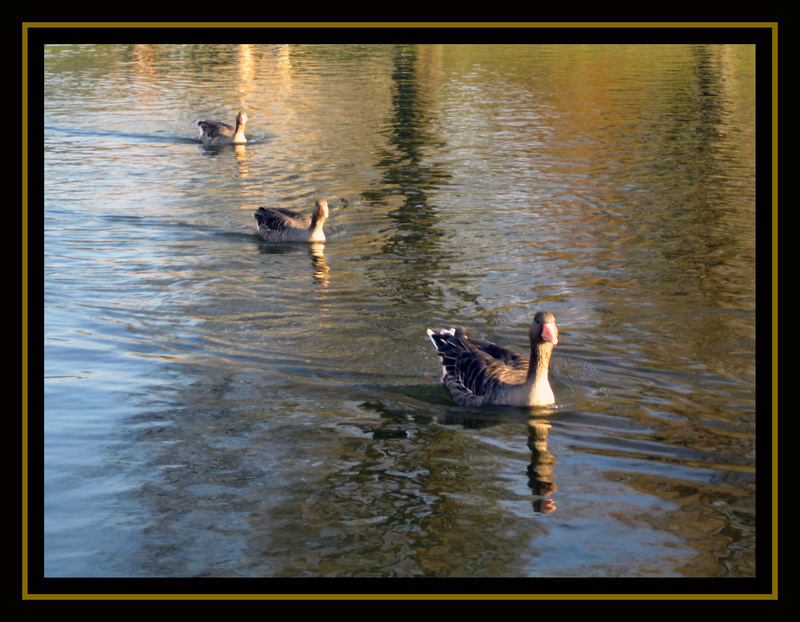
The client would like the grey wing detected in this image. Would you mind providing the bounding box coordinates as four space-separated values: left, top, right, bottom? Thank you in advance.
197 120 233 139
450 349 518 398
470 339 530 374
254 207 311 231
428 328 527 406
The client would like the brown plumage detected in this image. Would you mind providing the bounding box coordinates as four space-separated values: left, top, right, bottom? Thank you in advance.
253 199 329 243
426 312 559 407
197 111 247 145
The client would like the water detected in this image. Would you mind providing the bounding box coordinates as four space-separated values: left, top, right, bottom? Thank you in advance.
39 43 758 583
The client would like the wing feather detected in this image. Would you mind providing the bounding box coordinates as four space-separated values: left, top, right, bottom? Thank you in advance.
197 120 234 139
254 207 311 232
427 328 528 406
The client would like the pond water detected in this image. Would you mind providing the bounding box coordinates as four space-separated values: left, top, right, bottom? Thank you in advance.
39 42 760 587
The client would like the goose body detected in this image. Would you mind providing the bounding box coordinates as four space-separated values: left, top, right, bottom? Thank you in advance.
253 199 329 243
197 111 247 145
426 311 558 407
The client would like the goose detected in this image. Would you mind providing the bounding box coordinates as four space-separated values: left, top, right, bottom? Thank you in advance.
426 311 558 407
253 199 329 243
197 111 248 145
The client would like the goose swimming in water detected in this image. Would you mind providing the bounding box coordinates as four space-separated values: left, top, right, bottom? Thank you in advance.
197 111 248 145
253 199 329 243
426 312 559 407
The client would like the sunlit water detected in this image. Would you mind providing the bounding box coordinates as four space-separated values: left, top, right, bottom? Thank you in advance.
40 43 758 581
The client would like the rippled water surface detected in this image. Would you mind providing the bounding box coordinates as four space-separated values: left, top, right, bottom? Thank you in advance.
40 43 759 584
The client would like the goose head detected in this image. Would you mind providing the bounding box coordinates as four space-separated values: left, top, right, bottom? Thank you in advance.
530 311 558 346
313 199 329 222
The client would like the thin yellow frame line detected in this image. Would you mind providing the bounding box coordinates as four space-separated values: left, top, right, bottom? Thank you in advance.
23 21 778 601
22 21 779 28
28 595 780 602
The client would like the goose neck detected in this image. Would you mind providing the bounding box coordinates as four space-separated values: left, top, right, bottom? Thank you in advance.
527 341 553 383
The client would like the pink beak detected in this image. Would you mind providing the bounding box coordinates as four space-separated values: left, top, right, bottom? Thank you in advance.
542 322 558 345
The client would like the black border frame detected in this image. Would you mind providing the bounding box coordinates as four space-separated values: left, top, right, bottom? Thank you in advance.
22 21 779 600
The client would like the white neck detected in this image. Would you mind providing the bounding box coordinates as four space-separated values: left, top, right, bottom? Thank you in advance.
515 342 555 406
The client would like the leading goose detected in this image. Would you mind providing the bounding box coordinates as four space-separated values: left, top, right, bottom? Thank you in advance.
253 199 329 243
197 111 248 145
426 311 559 407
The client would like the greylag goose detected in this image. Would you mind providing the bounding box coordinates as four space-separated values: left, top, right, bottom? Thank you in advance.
197 111 247 145
253 199 329 243
426 311 559 407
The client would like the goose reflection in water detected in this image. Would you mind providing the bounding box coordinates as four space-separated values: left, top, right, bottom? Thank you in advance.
528 418 557 514
436 410 558 515
309 241 330 287
251 235 331 287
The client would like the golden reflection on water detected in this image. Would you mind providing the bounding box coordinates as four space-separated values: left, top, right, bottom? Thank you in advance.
309 241 330 287
43 43 758 579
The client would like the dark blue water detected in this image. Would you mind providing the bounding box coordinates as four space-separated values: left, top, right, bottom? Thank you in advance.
41 43 757 580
